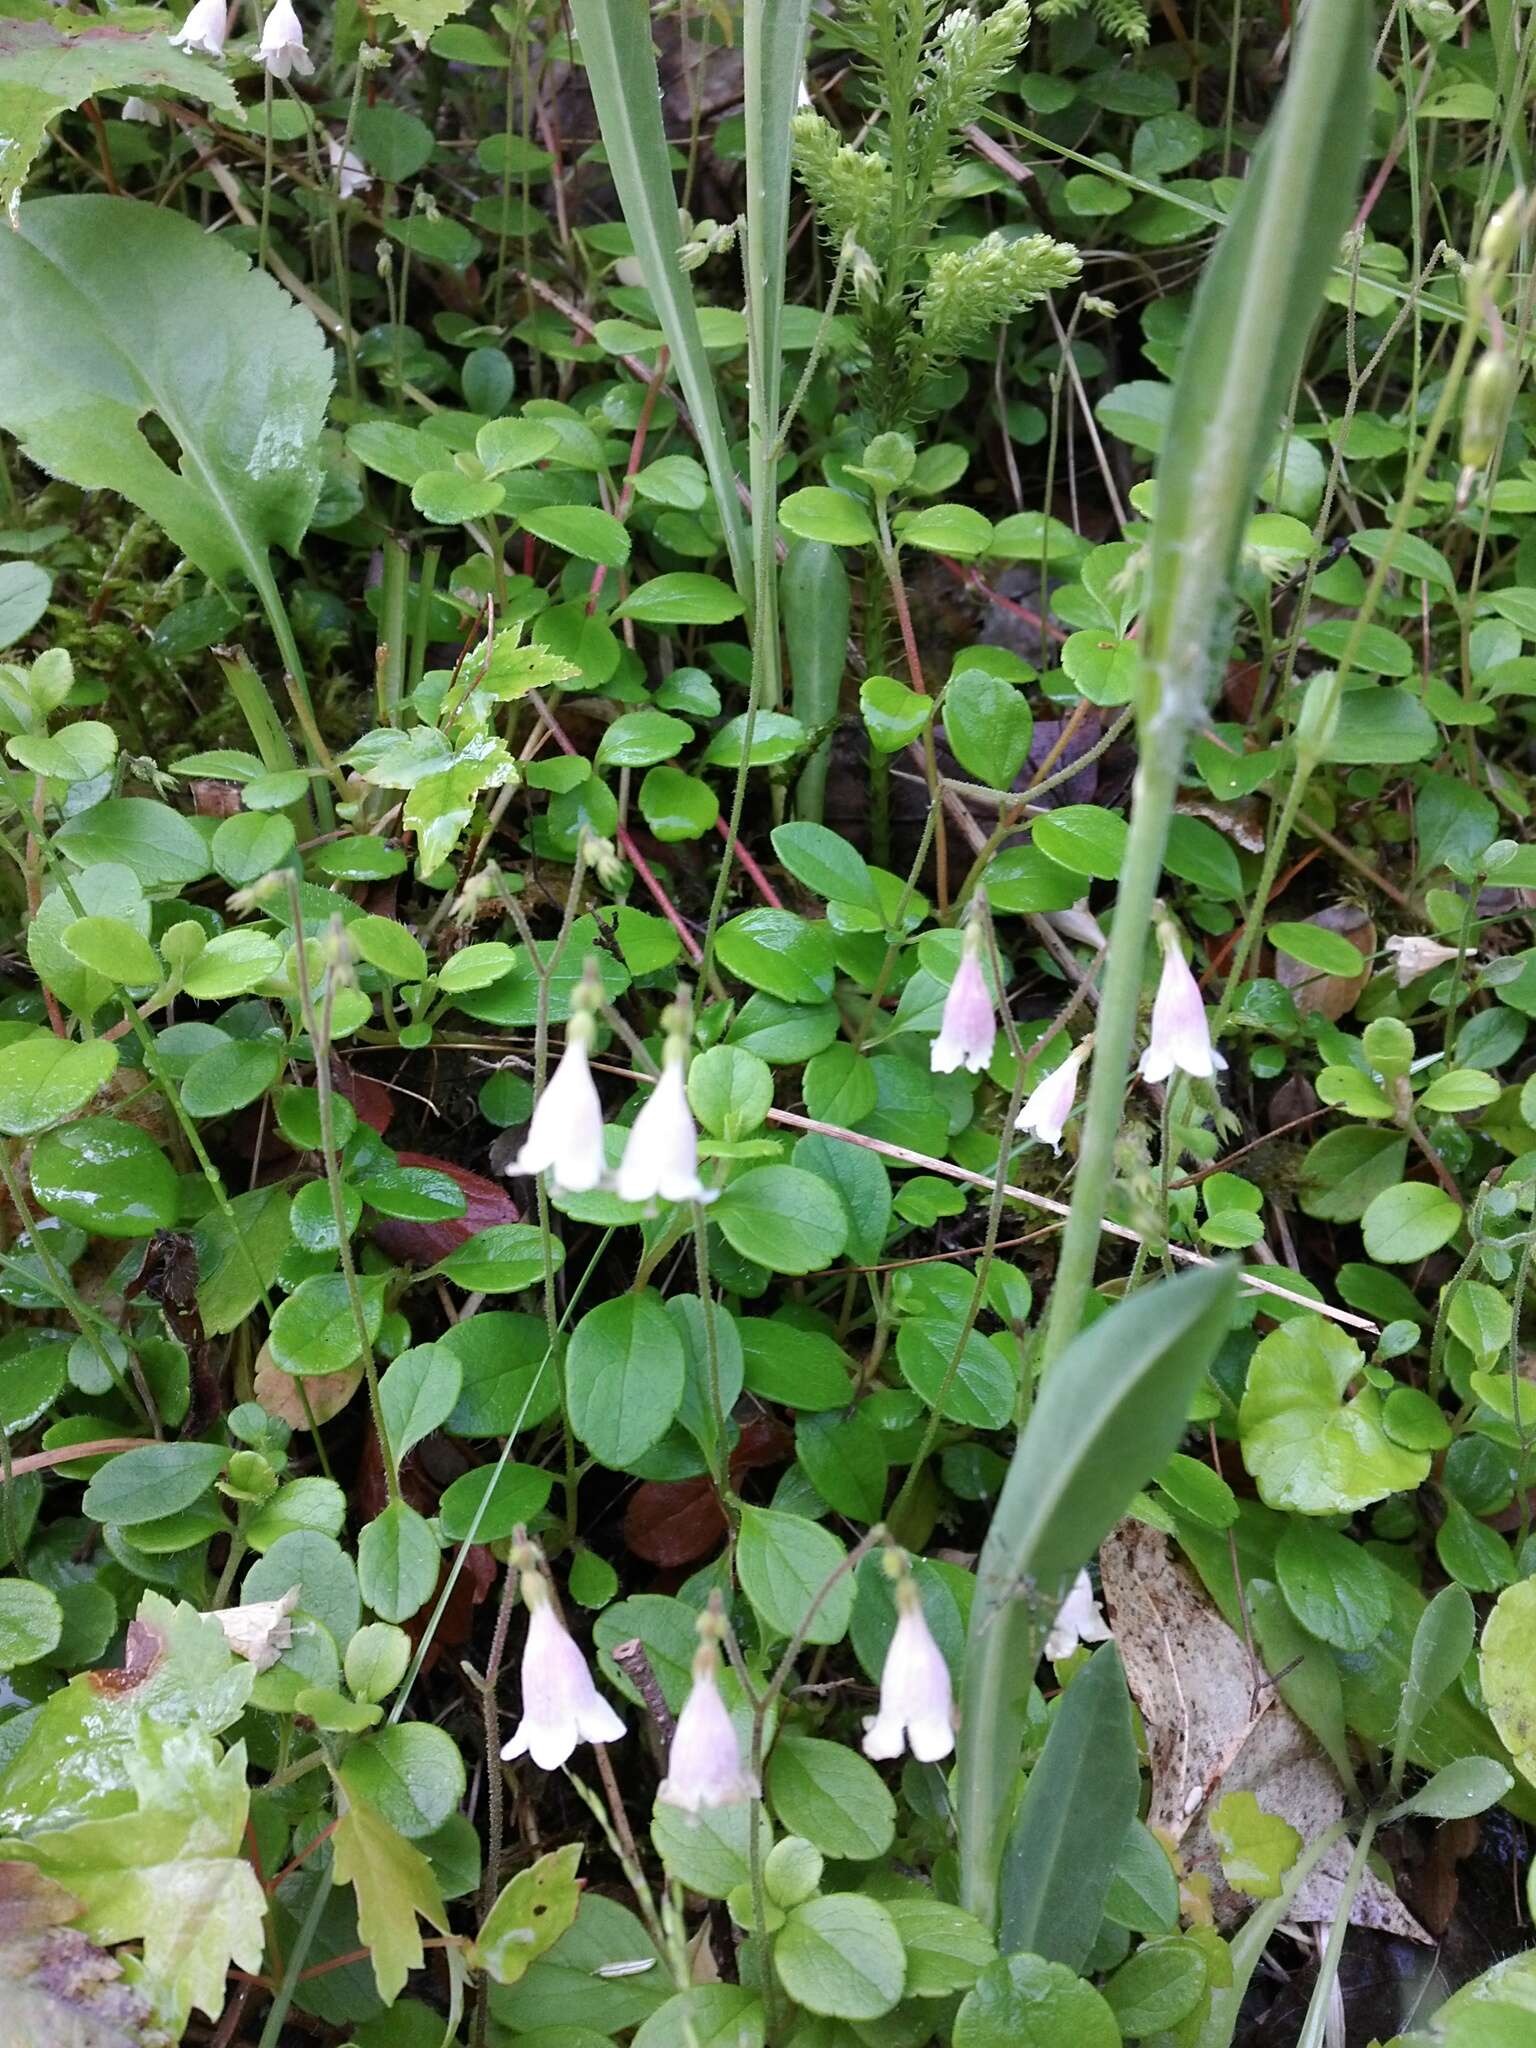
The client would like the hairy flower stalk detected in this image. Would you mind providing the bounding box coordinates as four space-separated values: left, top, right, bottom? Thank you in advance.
512 973 605 1194
170 0 228 57
502 1541 624 1770
931 916 996 1075
257 0 312 78
863 1555 955 1764
1016 1035 1092 1152
658 1597 756 1813
1139 917 1227 1086
617 997 714 1204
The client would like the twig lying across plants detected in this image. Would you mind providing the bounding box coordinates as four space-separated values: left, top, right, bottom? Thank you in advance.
762 1107 1379 1334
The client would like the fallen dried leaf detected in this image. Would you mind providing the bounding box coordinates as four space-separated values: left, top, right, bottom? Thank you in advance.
1100 1521 1427 1939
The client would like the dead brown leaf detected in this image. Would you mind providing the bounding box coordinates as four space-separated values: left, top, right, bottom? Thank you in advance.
1099 1522 1427 1940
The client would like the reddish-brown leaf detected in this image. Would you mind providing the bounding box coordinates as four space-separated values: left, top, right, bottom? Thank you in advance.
624 1479 727 1567
368 1153 519 1266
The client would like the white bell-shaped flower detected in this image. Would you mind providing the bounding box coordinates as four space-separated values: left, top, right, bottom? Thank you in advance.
658 1643 756 1814
512 1017 605 1194
863 1576 955 1764
616 1052 713 1205
121 96 163 124
1016 1037 1091 1153
258 0 312 77
212 1585 299 1672
327 135 372 199
1384 934 1463 988
170 0 228 58
1043 1568 1113 1661
931 931 996 1075
1138 921 1227 1085
502 1576 625 1771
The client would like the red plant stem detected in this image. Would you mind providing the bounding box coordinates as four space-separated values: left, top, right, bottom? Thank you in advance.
936 556 1069 643
526 692 703 960
526 691 779 929
588 350 668 615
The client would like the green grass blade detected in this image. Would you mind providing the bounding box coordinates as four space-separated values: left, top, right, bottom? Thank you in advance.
956 1261 1239 1931
998 1642 1140 1968
742 0 813 712
567 0 753 610
1040 0 1374 1368
1142 0 1374 731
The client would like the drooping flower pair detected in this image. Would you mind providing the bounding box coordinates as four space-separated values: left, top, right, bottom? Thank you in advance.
512 968 712 1205
170 0 311 73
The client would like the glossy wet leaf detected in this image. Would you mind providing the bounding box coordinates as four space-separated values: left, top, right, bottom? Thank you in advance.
0 1035 117 1138
29 1117 177 1238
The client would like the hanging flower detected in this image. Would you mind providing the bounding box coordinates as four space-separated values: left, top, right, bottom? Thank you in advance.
863 1569 955 1764
511 1009 605 1195
1138 919 1227 1085
170 0 228 58
211 1585 299 1672
327 135 372 200
1384 934 1464 988
121 96 164 124
658 1604 756 1813
931 922 996 1075
258 0 312 77
502 1566 624 1771
1016 1036 1092 1153
1043 1569 1113 1662
616 1032 714 1206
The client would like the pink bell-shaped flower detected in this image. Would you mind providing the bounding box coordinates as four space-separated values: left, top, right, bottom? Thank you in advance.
170 0 228 57
658 1615 756 1814
616 1052 713 1206
1139 920 1227 1085
502 1571 624 1771
258 0 312 77
863 1571 955 1764
931 926 996 1075
1016 1036 1092 1153
512 1013 605 1194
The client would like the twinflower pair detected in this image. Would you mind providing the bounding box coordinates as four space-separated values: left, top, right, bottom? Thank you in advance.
503 1538 958 1814
931 901 1225 1148
511 978 714 1207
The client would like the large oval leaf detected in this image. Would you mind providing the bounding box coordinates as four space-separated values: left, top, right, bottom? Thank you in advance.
0 197 331 601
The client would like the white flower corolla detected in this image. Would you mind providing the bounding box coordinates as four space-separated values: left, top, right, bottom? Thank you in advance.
170 0 228 58
862 1576 955 1764
1139 920 1227 1085
1384 934 1463 988
121 96 164 124
511 1015 605 1194
258 0 313 78
658 1644 756 1814
931 929 996 1075
1016 1036 1092 1153
213 1585 299 1672
327 136 372 199
502 1575 624 1771
1043 1568 1113 1662
615 1051 713 1206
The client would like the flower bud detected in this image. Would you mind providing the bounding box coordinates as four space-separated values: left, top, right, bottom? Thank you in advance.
1480 190 1526 270
1460 350 1517 472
